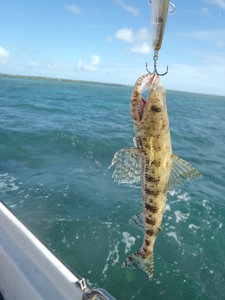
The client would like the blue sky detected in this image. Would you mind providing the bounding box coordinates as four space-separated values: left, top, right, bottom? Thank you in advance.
0 0 225 95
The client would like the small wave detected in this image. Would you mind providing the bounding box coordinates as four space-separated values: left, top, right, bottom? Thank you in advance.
202 199 212 213
188 223 200 234
165 203 171 212
168 190 191 204
0 173 20 193
166 231 182 246
218 223 223 230
11 103 68 115
168 190 177 197
188 223 200 230
128 184 141 189
121 232 136 254
174 210 190 223
9 204 17 208
102 241 120 278
100 221 113 229
177 192 191 202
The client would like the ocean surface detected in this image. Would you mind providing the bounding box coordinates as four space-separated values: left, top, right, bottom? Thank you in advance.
1 75 225 300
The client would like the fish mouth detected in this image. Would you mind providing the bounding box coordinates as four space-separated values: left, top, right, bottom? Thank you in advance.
139 97 147 121
132 73 158 123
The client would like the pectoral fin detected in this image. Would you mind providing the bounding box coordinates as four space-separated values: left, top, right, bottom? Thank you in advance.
169 155 200 190
109 147 141 184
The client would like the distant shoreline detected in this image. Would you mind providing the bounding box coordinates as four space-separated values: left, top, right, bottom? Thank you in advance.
0 72 128 89
0 72 224 98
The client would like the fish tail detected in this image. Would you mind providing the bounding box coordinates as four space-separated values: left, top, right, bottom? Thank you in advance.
123 250 154 280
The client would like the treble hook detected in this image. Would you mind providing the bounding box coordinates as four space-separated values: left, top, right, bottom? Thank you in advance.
146 51 168 76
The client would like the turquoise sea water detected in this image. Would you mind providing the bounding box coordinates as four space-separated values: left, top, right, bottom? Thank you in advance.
1 75 225 300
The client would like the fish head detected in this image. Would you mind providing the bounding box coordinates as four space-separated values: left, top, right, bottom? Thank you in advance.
131 74 167 131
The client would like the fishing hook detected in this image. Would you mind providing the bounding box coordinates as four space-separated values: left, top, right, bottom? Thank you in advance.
149 0 176 14
169 2 175 14
147 1 175 76
146 51 168 76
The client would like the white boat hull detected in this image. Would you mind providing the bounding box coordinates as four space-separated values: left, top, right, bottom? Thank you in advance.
0 202 95 300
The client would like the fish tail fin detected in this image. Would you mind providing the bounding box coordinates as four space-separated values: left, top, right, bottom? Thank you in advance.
123 250 154 280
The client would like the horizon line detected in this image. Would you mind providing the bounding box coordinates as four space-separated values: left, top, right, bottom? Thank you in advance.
0 72 224 98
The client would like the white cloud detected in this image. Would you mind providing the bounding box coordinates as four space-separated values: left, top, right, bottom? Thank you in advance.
201 7 211 16
183 29 225 47
65 4 82 15
115 27 151 44
29 61 63 70
77 55 100 71
136 28 151 42
117 0 140 16
115 27 151 54
29 61 39 68
184 29 225 39
206 0 225 8
0 46 9 64
115 28 134 43
47 63 62 70
106 35 113 43
164 56 225 96
131 42 151 54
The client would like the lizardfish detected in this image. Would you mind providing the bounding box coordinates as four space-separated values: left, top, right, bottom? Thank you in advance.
109 73 200 279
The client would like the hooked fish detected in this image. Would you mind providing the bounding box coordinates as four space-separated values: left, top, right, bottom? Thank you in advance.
109 73 200 279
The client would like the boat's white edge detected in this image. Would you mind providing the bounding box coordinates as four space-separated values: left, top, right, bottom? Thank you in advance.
0 201 84 300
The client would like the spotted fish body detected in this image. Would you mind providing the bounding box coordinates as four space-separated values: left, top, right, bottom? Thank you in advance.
129 73 172 278
110 74 200 279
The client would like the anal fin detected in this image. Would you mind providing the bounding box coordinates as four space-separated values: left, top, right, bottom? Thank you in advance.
129 213 162 233
129 212 144 231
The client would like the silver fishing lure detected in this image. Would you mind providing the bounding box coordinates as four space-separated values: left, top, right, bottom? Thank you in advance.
147 0 175 76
